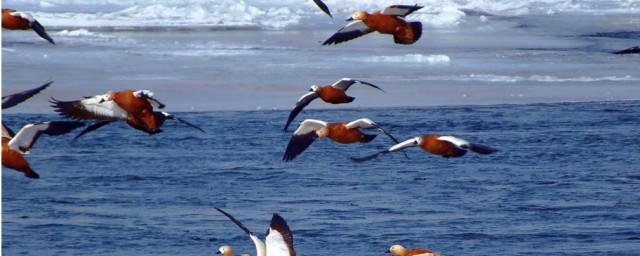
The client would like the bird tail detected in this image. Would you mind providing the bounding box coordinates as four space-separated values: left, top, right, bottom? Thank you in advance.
394 22 422 45
468 143 498 155
23 167 40 179
361 134 377 143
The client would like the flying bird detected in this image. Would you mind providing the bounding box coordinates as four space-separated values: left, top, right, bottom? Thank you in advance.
215 207 296 256
322 5 423 45
72 111 204 140
2 81 52 109
283 78 384 132
312 0 332 18
386 244 442 256
2 121 84 179
283 118 405 162
50 90 169 135
350 134 497 162
612 45 640 54
2 8 55 44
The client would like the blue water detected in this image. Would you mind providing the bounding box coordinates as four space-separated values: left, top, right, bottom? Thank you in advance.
2 101 639 255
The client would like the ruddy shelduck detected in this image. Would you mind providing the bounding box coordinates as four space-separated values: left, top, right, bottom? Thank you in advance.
2 121 84 179
283 78 384 132
215 208 296 256
386 244 442 256
283 118 405 162
322 5 423 45
2 8 55 44
50 90 167 135
351 134 497 162
216 245 251 256
72 111 205 140
3 81 52 109
312 0 332 18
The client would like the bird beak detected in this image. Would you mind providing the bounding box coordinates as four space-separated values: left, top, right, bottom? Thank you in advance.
308 88 313 92
346 17 354 21
385 249 391 253
216 251 222 255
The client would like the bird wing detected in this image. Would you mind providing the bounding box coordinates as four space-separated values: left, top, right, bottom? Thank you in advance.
2 123 16 139
265 214 296 256
72 121 115 140
312 0 332 18
436 135 469 148
2 81 52 109
215 208 267 256
331 78 385 92
381 4 423 17
283 91 319 132
10 11 55 44
322 20 374 45
612 45 640 54
50 94 128 121
283 119 327 162
159 112 206 133
345 118 407 158
133 90 165 109
8 121 84 153
350 137 417 162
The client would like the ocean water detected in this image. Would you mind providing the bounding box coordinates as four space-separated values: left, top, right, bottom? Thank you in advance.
2 0 640 113
2 101 640 255
2 0 640 255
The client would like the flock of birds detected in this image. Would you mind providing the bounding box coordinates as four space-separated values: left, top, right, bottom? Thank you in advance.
4 1 638 256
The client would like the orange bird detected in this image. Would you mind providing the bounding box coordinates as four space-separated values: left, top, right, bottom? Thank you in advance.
50 90 166 135
351 134 497 162
322 5 423 45
386 244 442 256
283 118 404 162
2 121 84 179
283 78 384 132
2 8 55 44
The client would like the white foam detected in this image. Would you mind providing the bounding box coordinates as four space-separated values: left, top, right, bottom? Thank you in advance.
55 28 95 36
367 54 451 65
418 74 640 83
11 0 640 30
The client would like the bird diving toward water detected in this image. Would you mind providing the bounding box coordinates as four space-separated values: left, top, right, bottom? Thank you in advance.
215 208 296 256
350 134 497 162
2 8 55 44
283 118 406 162
322 5 423 45
283 78 384 132
2 121 84 179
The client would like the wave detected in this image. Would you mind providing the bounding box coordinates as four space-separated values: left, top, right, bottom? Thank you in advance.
14 0 640 30
364 54 451 64
417 74 640 83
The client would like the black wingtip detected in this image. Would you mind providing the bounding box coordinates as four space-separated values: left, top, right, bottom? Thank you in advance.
30 20 55 45
215 207 254 236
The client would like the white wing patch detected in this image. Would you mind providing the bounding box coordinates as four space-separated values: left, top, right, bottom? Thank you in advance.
437 135 470 148
331 78 356 91
7 123 47 153
249 233 267 256
265 228 290 256
296 91 318 104
10 11 36 23
80 96 128 120
293 119 327 136
345 118 377 129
